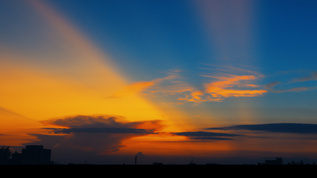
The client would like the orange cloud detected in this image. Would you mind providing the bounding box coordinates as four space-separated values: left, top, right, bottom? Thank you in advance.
178 90 206 103
176 74 266 103
191 91 204 101
204 75 267 99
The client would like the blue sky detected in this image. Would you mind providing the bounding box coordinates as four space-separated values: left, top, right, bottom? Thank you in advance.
44 0 317 81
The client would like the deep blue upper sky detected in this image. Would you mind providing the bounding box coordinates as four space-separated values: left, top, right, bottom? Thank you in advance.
41 0 317 78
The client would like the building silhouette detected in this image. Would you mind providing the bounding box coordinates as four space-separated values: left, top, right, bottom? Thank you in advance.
11 145 51 165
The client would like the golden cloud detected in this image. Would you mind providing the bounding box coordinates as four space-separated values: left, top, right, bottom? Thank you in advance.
204 75 267 99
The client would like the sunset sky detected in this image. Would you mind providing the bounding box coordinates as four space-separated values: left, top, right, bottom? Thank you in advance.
1 0 317 164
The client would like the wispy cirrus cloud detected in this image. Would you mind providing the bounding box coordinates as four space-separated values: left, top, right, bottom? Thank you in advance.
272 87 309 93
111 66 267 104
265 81 281 90
183 65 267 102
203 74 266 99
109 70 179 98
264 70 317 93
291 72 317 83
265 81 309 93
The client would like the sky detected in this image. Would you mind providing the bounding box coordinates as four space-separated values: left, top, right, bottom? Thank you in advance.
1 0 317 164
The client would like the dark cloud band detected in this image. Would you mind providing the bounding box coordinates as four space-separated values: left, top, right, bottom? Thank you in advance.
207 123 317 134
